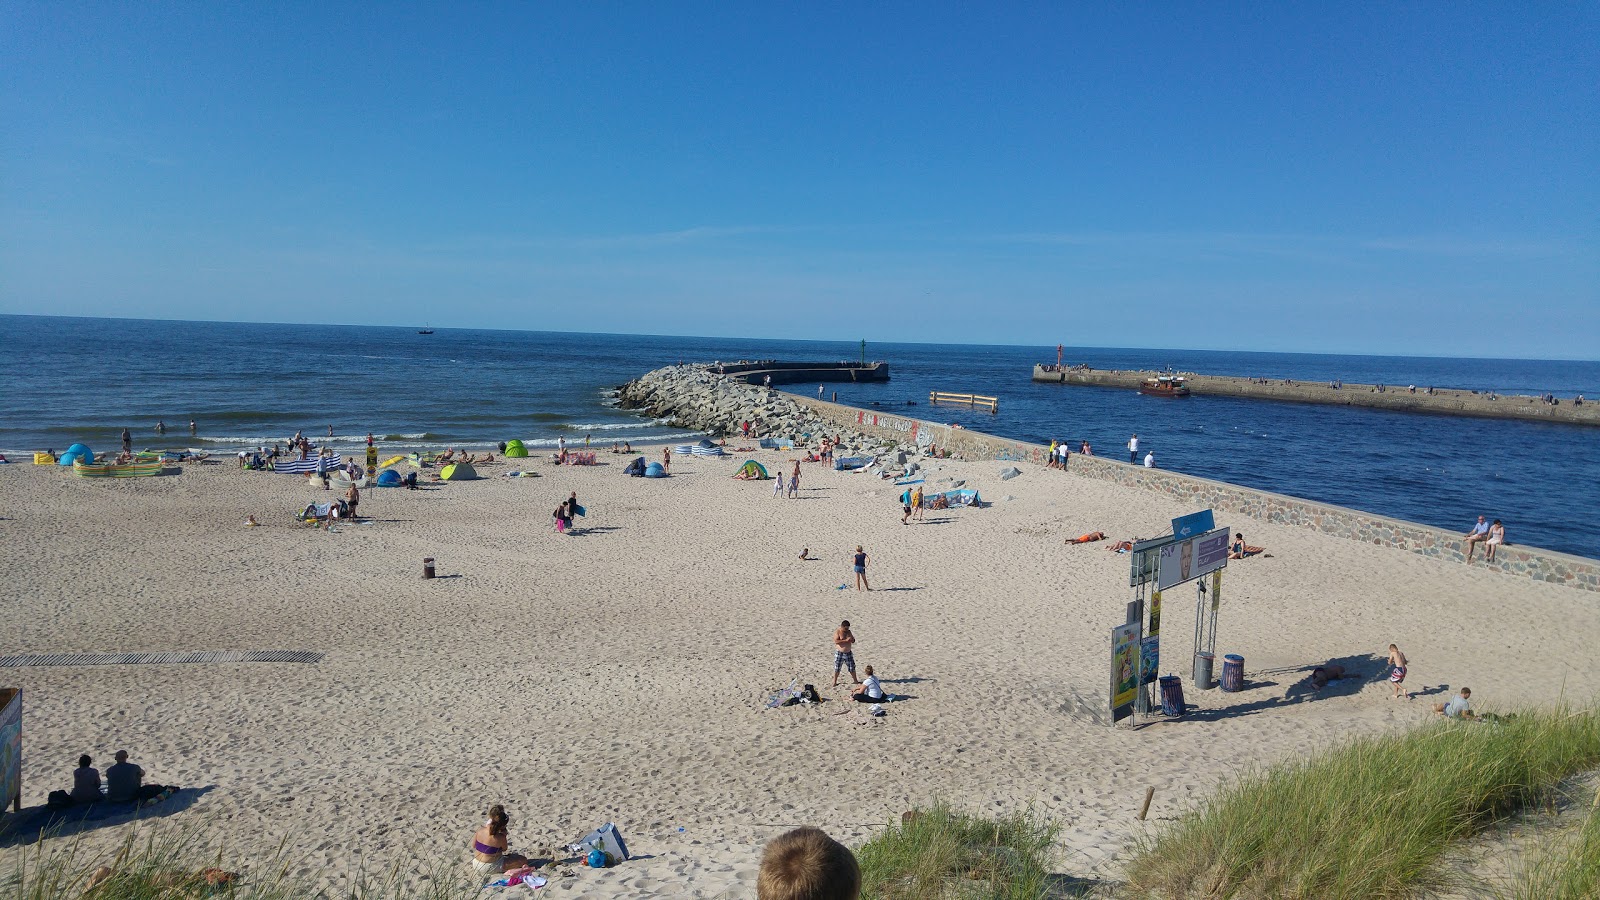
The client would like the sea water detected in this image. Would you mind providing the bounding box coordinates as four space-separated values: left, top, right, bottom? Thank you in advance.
2 315 1596 559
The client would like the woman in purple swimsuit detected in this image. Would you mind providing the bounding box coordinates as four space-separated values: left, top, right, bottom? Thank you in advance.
471 805 529 875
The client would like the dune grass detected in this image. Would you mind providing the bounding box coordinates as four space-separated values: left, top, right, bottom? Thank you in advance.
2 826 476 900
856 803 1060 900
1501 796 1600 900
1121 706 1600 900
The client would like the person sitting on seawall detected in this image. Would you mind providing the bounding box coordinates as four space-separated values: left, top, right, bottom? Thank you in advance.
70 754 103 803
1462 515 1491 563
852 665 888 703
757 826 860 900
105 749 174 803
1434 687 1473 719
1485 520 1505 562
470 805 530 875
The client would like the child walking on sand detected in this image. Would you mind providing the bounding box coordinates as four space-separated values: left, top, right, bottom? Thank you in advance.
1388 644 1409 699
772 471 785 497
853 545 870 592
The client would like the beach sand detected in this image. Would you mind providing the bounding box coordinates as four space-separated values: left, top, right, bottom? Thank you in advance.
3 451 1598 896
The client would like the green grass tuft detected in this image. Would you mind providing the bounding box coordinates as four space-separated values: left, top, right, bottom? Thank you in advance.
856 802 1060 900
1121 706 1600 900
2 826 479 900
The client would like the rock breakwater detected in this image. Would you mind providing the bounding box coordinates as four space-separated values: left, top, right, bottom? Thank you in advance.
617 365 917 455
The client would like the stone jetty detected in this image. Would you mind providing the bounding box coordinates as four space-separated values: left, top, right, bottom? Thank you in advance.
617 364 917 455
1032 365 1600 427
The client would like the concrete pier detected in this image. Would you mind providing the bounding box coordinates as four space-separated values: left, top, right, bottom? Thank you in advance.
718 360 889 385
1032 366 1599 427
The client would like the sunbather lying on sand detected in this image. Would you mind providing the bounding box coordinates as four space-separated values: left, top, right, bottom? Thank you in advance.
1067 532 1107 544
1105 539 1135 552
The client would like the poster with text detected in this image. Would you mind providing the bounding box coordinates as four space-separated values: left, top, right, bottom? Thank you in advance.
1140 635 1160 685
1110 623 1140 717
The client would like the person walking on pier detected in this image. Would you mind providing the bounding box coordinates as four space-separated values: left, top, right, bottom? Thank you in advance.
1127 434 1139 464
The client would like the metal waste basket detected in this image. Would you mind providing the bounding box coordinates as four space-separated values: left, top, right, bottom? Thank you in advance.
1193 652 1215 690
422 557 436 579
1159 675 1185 718
1221 654 1245 692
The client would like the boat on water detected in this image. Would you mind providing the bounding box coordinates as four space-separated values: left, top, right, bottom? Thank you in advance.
73 459 167 478
417 329 434 335
1138 375 1191 397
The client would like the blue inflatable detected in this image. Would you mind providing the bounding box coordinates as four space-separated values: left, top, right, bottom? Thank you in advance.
375 468 403 487
59 443 93 466
644 462 667 478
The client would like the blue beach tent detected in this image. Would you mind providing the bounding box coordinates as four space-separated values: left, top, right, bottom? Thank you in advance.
59 443 93 466
644 462 667 478
375 468 403 487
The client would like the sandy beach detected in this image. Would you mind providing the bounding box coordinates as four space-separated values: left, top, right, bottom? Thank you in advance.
4 448 1599 897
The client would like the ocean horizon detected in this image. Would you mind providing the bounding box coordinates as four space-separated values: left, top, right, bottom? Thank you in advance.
3 314 1597 559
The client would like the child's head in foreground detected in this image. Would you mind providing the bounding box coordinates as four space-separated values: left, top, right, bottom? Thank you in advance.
757 827 860 900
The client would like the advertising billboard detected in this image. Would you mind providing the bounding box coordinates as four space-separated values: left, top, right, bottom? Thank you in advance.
1157 527 1230 591
1110 623 1140 720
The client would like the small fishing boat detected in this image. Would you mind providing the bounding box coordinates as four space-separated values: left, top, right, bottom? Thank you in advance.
1138 376 1191 397
73 459 167 478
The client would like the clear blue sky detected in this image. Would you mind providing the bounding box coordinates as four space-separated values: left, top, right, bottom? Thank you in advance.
3 4 1596 358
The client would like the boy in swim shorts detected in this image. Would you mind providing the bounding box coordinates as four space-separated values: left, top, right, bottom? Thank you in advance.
832 621 857 686
1388 643 1408 699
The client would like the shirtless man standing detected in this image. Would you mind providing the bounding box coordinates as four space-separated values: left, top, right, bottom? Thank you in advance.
1388 644 1408 700
832 620 858 687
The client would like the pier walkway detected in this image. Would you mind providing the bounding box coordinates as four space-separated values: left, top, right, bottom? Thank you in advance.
1032 366 1598 427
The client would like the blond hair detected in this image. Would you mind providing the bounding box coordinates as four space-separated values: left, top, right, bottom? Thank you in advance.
757 827 860 900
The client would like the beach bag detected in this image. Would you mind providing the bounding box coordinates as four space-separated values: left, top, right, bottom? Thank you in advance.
800 684 820 703
47 790 73 809
573 822 630 862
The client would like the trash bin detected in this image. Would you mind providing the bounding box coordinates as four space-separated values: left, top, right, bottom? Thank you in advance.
422 557 436 579
1221 654 1245 692
1193 652 1215 690
1159 675 1185 718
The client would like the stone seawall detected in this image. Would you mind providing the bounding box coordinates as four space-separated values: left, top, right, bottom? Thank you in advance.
1032 366 1600 427
619 365 1600 593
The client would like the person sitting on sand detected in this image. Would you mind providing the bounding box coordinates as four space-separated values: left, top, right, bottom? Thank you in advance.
1434 687 1473 718
757 826 860 900
104 749 170 803
70 754 102 803
798 548 812 560
470 805 529 875
244 515 259 527
851 666 887 703
1067 532 1107 544
1228 533 1267 559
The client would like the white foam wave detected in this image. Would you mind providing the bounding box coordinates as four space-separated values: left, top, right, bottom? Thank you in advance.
561 421 669 431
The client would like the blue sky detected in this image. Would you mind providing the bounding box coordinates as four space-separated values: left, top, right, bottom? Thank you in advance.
3 4 1595 358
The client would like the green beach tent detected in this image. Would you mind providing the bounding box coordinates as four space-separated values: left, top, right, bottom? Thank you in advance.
504 439 529 459
440 462 478 481
733 459 770 480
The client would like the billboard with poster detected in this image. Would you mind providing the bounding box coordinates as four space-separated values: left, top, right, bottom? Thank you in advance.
1110 623 1139 720
1140 635 1160 686
1157 527 1230 590
0 689 18 815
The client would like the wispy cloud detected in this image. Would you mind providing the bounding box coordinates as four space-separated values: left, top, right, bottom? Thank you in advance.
980 229 1581 261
